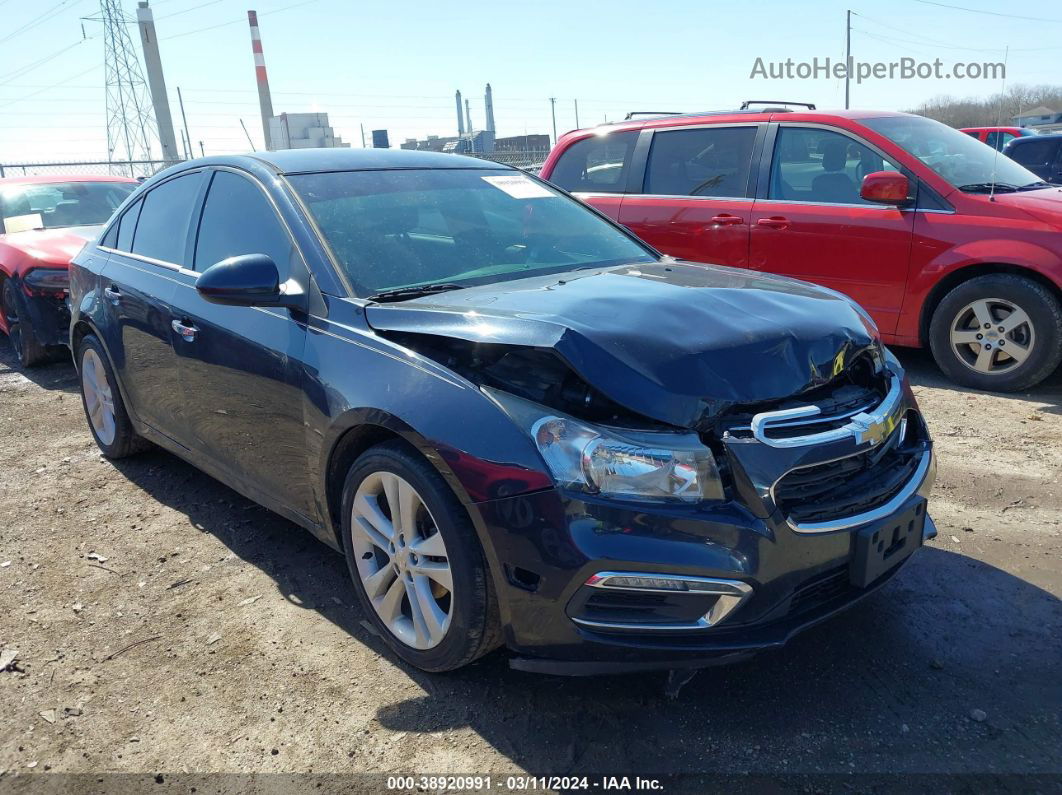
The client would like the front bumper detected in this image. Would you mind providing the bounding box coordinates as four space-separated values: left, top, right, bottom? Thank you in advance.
474 378 935 675
22 291 70 348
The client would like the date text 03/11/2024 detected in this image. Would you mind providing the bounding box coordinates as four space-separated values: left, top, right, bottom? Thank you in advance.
385 776 665 791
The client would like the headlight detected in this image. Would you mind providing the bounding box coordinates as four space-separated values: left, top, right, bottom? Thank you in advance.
485 388 724 503
23 268 69 293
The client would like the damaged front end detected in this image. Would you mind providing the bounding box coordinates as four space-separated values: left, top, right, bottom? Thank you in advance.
364 263 935 672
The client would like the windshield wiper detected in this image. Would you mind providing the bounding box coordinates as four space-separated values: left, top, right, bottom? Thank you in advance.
957 182 1020 193
1018 181 1053 191
367 283 465 303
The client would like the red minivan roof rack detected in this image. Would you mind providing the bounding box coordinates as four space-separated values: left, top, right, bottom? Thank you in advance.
740 100 816 111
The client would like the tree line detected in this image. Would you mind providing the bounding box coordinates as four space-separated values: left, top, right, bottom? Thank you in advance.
905 84 1062 128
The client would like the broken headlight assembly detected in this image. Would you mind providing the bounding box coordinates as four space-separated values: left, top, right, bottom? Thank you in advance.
484 388 724 503
23 268 70 296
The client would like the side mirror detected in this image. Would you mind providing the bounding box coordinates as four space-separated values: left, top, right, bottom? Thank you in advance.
195 254 304 310
860 171 911 205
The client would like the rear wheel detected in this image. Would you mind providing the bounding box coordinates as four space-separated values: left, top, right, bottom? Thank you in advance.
929 274 1062 392
2 279 49 368
340 441 501 671
76 334 150 458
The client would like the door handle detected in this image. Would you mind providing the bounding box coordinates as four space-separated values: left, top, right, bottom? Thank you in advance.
103 285 121 304
710 214 744 226
171 319 198 343
756 216 790 230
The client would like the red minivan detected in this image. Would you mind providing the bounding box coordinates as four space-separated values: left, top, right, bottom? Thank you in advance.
541 109 1062 391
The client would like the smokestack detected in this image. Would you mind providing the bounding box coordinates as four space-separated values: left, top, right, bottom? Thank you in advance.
484 83 496 133
136 2 179 164
455 90 464 136
247 10 274 150
465 99 472 136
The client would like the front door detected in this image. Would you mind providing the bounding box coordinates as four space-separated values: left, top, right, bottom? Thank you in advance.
618 124 760 268
749 124 915 334
166 169 314 518
98 172 205 441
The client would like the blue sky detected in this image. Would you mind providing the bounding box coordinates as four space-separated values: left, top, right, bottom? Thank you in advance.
1 0 1060 163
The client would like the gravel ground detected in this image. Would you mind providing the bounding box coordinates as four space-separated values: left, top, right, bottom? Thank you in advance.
0 337 1059 791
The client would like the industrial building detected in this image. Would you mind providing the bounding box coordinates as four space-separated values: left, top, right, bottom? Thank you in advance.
268 112 349 149
399 83 546 156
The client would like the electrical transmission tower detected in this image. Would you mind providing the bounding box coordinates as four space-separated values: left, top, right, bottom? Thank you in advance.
86 0 159 172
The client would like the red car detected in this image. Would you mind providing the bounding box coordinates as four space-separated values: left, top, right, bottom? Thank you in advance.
960 126 1037 151
1 176 137 367
541 108 1062 391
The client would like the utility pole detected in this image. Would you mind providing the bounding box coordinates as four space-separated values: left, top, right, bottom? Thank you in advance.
176 86 192 160
199 140 205 157
574 98 580 129
845 9 852 110
549 97 557 145
135 1 179 164
360 123 366 149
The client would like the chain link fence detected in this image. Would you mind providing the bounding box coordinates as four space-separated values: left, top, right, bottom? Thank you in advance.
0 160 174 179
0 150 551 180
467 150 551 171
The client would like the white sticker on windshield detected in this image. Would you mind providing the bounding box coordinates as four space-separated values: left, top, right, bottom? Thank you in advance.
3 213 43 234
481 175 555 199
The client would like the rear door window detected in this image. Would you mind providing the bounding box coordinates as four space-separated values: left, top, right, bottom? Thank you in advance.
644 126 756 197
769 127 902 205
193 171 297 278
130 173 203 265
115 198 143 252
548 131 636 193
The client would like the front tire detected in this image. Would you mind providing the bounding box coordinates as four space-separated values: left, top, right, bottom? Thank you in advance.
2 279 49 368
76 334 150 458
929 274 1062 392
340 441 501 672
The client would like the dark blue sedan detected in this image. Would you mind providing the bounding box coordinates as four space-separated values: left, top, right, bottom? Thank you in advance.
69 149 936 674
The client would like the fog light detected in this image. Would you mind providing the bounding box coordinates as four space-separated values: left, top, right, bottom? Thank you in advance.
586 574 690 591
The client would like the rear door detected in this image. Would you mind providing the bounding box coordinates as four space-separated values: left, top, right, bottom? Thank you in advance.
749 123 915 334
618 124 762 267
544 129 639 222
97 171 205 441
165 168 315 518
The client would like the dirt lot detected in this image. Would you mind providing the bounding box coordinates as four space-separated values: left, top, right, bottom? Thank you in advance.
0 336 1059 790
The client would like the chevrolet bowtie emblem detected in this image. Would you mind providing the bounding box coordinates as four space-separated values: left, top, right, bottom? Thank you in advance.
852 414 895 446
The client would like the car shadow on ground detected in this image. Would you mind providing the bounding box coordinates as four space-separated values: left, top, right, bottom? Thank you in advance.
105 443 1061 779
895 346 1062 414
0 336 78 393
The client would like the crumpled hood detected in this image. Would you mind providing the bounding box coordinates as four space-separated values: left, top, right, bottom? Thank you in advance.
366 261 880 427
0 225 99 268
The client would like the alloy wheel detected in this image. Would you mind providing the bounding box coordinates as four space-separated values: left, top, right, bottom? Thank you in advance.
350 471 453 650
949 297 1035 376
81 348 117 446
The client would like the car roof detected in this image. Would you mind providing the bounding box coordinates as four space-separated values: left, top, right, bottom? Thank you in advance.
0 175 138 186
246 148 511 175
561 108 913 139
1007 132 1062 143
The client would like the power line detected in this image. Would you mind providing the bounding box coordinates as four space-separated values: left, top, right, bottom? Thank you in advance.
0 40 85 85
161 0 319 41
914 0 1062 23
0 0 81 45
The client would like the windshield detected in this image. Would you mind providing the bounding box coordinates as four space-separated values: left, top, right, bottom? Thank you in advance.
287 168 655 296
0 181 136 233
861 116 1044 191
